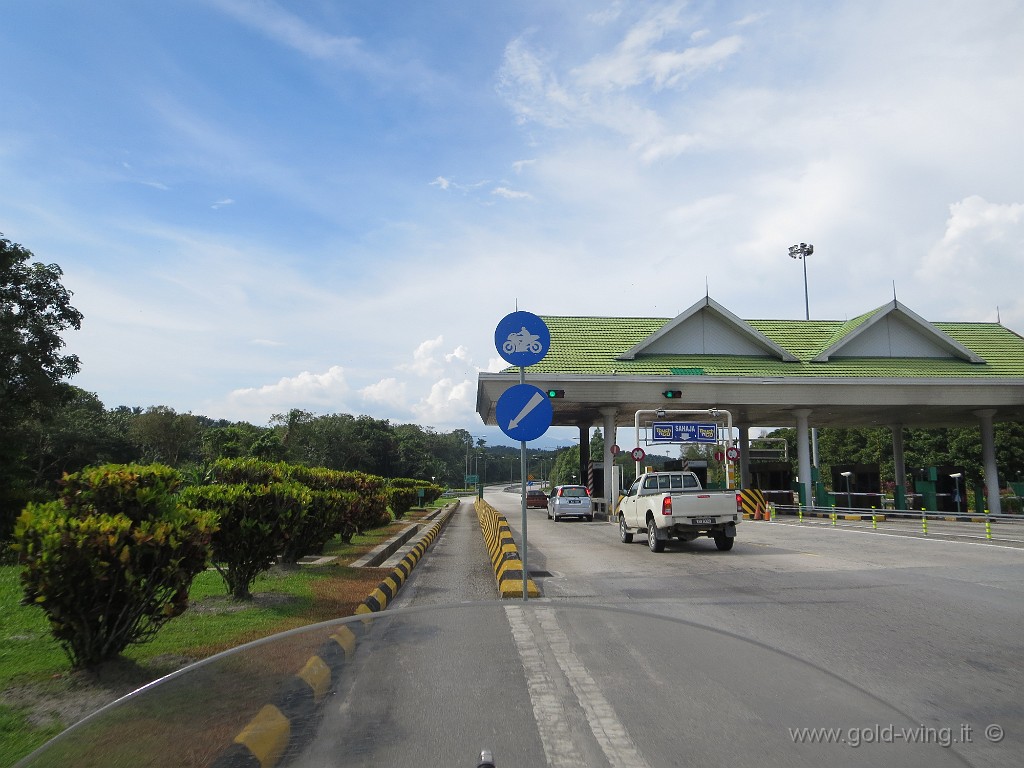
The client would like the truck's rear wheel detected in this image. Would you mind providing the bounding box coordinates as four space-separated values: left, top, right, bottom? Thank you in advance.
647 518 665 552
619 514 633 543
714 533 734 551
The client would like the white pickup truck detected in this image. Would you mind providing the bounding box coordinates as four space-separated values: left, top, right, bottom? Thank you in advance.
617 471 741 552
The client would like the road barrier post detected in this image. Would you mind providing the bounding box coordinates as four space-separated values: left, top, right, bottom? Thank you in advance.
921 508 928 535
985 510 992 540
872 513 878 530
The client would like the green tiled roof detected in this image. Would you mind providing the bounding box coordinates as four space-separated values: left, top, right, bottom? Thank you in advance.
510 316 1024 379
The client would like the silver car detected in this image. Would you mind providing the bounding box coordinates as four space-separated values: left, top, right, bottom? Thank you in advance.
547 485 594 521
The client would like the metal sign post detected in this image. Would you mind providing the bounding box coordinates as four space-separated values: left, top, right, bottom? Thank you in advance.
495 311 552 600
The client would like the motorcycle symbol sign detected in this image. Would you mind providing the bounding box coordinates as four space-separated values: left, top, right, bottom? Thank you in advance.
502 327 543 355
495 311 550 367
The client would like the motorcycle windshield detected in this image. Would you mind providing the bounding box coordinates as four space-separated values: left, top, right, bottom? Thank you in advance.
15 601 972 768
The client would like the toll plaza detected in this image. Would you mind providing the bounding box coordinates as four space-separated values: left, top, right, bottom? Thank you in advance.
476 296 1024 517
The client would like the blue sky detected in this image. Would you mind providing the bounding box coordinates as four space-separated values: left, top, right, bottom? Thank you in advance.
3 1 1023 448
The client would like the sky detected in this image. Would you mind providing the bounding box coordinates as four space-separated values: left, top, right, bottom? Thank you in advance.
2 1 1023 449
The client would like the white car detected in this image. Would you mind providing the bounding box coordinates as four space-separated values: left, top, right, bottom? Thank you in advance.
547 485 594 521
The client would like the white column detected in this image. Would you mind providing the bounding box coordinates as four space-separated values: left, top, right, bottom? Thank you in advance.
795 409 813 508
974 409 1001 514
601 407 618 520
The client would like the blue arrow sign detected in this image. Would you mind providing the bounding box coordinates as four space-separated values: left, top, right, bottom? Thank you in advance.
496 384 553 441
495 311 550 367
651 422 718 444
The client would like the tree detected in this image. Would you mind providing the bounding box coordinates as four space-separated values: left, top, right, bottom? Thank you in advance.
1 235 83 541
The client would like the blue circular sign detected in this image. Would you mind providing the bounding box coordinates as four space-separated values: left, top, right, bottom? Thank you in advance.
496 384 554 442
495 311 550 367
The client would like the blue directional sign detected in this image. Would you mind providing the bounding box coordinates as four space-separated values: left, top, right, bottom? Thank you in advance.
651 422 718 444
495 311 550 367
496 384 554 441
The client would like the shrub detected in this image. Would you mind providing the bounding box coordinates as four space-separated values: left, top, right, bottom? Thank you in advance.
181 481 309 599
288 466 389 542
385 479 420 520
12 464 215 669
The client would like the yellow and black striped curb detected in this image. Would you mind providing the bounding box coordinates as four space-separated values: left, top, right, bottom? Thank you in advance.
210 623 359 768
355 506 456 614
211 505 456 768
776 509 888 522
475 499 540 598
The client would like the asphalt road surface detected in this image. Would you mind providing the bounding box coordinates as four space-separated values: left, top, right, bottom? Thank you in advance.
297 496 1022 768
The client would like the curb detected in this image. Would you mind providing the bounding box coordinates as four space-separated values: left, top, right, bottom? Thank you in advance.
210 502 457 768
355 506 456 614
474 499 540 598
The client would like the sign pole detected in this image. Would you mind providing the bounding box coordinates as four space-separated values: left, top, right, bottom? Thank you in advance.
494 310 553 603
520 366 528 600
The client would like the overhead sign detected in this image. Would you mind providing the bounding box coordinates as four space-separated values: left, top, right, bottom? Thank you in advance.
496 384 554 442
495 311 550 367
651 422 718 444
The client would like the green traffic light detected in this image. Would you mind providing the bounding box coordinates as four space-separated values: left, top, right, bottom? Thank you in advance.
547 389 565 398
663 390 682 398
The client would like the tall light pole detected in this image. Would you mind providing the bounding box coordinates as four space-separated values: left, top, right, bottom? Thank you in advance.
789 243 813 320
790 242 820 475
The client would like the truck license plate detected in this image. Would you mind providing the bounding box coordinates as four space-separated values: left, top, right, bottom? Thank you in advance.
693 517 715 525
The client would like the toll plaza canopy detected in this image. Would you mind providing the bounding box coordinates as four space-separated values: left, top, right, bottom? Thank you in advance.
476 296 1024 514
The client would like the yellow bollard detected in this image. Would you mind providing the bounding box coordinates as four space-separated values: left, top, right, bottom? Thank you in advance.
872 513 878 530
985 510 992 540
921 508 928 535
798 505 803 523
831 506 837 527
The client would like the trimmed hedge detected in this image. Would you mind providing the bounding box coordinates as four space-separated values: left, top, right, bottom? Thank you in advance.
12 464 215 668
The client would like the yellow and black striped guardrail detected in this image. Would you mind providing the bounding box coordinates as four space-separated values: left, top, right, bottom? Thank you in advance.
211 504 456 768
475 499 540 598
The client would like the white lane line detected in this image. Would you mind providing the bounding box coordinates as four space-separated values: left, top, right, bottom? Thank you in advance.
506 605 652 768
504 605 581 768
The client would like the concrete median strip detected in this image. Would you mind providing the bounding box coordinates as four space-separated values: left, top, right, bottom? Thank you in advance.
210 504 457 768
475 499 540 598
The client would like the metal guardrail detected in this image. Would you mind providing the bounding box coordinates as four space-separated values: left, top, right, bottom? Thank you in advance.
764 503 1021 541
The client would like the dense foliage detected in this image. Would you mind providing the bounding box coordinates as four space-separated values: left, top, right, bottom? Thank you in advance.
1 236 83 542
12 464 215 668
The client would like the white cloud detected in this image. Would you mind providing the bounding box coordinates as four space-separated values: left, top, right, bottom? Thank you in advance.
227 365 350 413
360 377 407 404
208 0 364 62
492 187 532 200
211 198 235 209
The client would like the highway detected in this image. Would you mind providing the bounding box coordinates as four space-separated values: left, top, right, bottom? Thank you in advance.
297 494 1022 768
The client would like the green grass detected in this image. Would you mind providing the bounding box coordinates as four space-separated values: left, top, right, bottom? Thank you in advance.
0 553 391 766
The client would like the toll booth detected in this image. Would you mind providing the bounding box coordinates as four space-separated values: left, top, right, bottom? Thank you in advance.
747 440 795 506
662 459 710 487
749 462 795 506
911 466 967 513
830 463 883 510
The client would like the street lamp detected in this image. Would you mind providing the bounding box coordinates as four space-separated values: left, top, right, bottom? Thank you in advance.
950 472 963 514
789 243 814 320
841 471 853 509
790 242 819 475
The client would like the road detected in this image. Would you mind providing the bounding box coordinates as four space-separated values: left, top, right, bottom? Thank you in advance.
299 495 1023 768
